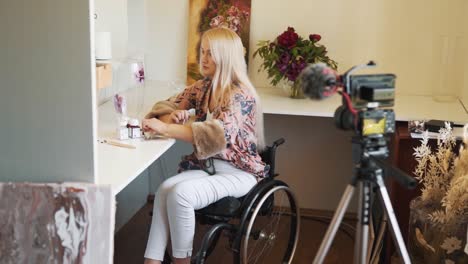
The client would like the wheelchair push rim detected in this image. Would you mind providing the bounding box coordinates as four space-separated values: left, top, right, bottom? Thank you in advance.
241 185 300 264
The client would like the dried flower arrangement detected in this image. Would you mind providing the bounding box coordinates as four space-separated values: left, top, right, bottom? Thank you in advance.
413 123 468 227
409 122 468 263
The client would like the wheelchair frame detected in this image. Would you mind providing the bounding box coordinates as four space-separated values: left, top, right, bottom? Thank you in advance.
162 138 300 264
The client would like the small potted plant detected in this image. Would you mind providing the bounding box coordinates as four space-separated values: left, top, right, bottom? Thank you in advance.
253 27 337 98
409 123 468 263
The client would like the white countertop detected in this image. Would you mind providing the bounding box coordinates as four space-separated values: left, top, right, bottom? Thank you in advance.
394 95 467 124
96 81 467 194
256 87 468 124
96 84 175 195
96 137 174 195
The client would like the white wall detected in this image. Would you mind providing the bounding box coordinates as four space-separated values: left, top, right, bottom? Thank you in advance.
145 0 189 81
462 2 468 109
127 0 147 56
144 0 468 98
0 0 95 183
95 0 149 107
94 0 128 60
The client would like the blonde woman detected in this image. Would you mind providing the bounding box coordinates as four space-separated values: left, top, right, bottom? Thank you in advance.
142 27 267 264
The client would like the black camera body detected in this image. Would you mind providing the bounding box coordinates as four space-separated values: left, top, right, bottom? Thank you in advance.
349 74 396 109
334 106 396 137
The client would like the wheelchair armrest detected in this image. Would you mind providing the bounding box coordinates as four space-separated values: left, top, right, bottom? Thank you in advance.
272 138 285 148
261 138 285 178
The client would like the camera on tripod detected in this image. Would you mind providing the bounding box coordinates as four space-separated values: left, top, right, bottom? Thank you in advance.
333 61 396 138
301 61 417 264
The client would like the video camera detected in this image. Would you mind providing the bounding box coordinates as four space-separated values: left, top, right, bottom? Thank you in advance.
338 62 396 138
299 60 397 158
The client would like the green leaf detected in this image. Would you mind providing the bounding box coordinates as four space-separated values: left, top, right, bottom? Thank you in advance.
253 49 259 58
291 48 299 57
272 74 283 86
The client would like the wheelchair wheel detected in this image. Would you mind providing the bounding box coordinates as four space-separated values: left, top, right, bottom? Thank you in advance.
240 183 300 264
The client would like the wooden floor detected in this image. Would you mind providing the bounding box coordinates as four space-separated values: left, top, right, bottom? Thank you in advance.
114 204 355 264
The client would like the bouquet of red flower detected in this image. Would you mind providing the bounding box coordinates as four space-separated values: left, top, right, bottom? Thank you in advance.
254 27 337 87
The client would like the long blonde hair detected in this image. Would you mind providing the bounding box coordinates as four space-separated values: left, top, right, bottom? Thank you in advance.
200 27 265 151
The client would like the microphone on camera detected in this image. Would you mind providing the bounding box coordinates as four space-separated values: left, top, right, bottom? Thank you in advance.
298 63 342 100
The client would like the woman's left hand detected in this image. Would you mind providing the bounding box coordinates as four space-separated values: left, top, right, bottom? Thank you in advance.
142 118 169 136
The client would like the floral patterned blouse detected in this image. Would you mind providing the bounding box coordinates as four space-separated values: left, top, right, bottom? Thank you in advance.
146 78 268 180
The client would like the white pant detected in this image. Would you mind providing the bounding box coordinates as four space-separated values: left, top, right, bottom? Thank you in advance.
144 160 257 260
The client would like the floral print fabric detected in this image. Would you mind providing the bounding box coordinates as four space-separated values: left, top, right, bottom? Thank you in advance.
167 78 267 179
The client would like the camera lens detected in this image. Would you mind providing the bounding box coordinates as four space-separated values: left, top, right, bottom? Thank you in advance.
334 105 355 131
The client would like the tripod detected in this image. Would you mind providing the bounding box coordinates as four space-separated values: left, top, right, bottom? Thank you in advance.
313 136 416 264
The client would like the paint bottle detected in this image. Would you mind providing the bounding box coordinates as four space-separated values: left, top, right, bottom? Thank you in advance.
117 119 129 140
128 118 141 139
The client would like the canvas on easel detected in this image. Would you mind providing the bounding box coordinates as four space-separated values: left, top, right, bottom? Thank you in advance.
187 0 252 85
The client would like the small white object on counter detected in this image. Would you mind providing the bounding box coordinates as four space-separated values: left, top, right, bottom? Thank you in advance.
128 118 141 139
116 120 129 140
410 125 466 140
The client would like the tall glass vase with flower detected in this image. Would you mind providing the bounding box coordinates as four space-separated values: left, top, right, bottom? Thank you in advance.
253 27 337 98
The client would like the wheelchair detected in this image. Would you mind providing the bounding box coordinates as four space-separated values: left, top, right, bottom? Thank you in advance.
162 138 300 264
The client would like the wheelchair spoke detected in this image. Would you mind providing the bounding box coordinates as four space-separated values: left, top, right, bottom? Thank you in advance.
249 226 274 263
270 193 287 235
241 185 299 264
248 215 286 262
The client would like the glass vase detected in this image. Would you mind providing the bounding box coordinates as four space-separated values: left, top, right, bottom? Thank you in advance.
408 198 468 264
112 57 146 119
279 79 305 99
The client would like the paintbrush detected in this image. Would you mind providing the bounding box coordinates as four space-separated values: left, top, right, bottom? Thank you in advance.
98 139 136 149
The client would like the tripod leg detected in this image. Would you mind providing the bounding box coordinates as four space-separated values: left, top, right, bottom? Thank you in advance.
361 182 372 264
353 181 372 264
375 174 412 264
353 182 363 264
370 213 388 263
313 184 355 264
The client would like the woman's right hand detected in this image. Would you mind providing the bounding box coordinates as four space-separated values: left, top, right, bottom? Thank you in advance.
142 118 168 136
169 110 190 124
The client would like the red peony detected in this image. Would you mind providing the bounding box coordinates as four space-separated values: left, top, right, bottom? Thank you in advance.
309 34 321 42
277 27 299 49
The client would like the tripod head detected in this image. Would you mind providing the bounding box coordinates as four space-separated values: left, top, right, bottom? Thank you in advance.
352 135 417 190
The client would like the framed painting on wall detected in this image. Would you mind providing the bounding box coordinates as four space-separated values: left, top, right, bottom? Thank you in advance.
187 0 252 85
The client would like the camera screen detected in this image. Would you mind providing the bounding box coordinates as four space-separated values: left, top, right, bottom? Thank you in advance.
362 117 386 136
